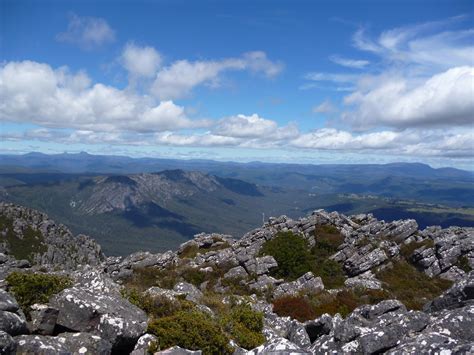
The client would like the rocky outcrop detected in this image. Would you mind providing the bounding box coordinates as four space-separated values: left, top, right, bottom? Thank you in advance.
273 272 324 298
0 203 104 271
0 202 473 354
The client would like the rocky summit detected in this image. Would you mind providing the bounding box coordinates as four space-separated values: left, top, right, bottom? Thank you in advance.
0 202 473 354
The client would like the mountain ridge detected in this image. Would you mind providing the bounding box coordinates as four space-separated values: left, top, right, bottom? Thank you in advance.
0 202 472 354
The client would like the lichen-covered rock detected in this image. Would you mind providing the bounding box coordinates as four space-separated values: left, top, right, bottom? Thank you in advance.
223 266 248 280
0 310 28 336
425 271 474 312
50 287 147 352
0 330 15 354
30 304 58 335
173 282 203 303
344 270 382 290
248 336 311 354
60 332 112 354
273 272 324 298
155 346 202 354
244 255 278 276
248 274 282 293
131 333 158 355
0 290 19 313
14 334 69 354
287 320 311 348
14 333 112 355
344 248 388 276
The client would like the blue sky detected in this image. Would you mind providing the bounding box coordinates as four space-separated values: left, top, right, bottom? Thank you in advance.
1 0 473 168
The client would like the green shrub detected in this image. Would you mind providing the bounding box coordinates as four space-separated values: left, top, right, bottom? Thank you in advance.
376 260 452 310
272 295 317 322
260 231 313 281
221 303 265 349
6 272 72 317
147 310 232 354
400 239 435 259
313 259 346 289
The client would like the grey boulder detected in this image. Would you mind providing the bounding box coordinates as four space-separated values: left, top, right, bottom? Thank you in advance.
50 287 147 352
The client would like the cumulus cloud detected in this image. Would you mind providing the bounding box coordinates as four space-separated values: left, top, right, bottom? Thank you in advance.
151 51 283 100
121 43 162 78
329 55 370 69
56 14 115 49
0 61 208 133
304 17 474 130
344 66 474 129
290 128 473 158
213 114 298 139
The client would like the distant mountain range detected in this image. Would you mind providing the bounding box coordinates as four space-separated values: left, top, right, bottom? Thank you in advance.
0 152 473 255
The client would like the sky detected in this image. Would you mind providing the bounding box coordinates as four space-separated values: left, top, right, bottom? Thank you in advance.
1 0 473 168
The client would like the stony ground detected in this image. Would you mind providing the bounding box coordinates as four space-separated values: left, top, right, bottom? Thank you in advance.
0 202 473 354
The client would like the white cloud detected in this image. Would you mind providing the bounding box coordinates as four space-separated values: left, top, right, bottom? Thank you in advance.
0 61 208 133
313 100 336 114
213 114 298 139
329 55 370 69
343 66 474 129
154 132 241 147
304 17 474 130
56 14 115 49
290 127 474 158
151 51 283 100
121 43 162 78
304 72 358 83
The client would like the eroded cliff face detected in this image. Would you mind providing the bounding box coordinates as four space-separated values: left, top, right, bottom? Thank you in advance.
0 203 472 354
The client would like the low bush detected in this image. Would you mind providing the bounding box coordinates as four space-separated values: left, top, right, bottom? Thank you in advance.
272 295 317 322
148 310 232 354
6 271 72 317
376 260 452 310
260 229 346 288
221 303 265 349
312 259 346 289
260 231 313 281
